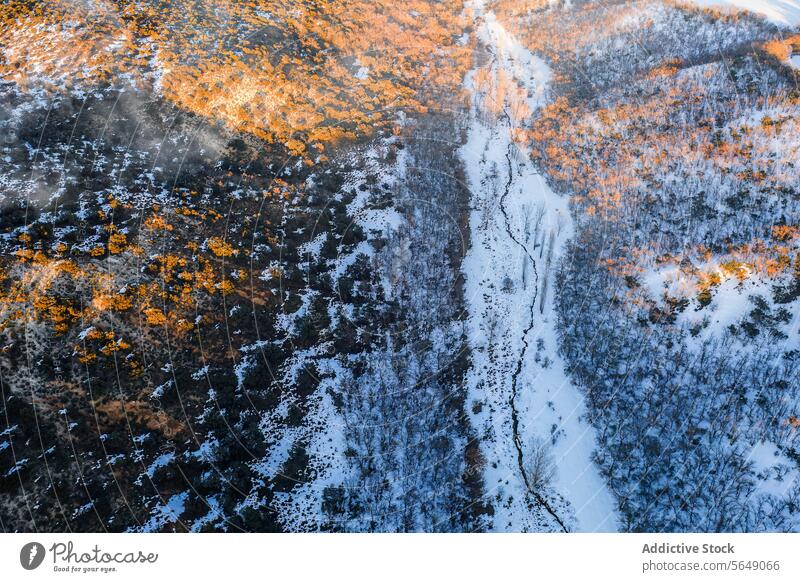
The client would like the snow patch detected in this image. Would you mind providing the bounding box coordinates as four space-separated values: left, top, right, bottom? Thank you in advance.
689 0 800 26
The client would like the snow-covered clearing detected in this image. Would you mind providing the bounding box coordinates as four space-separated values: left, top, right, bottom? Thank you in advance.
689 0 800 26
461 1 618 532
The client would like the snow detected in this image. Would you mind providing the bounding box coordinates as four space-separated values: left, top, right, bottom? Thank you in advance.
460 0 618 532
135 491 189 532
643 265 694 301
299 233 325 261
190 495 223 532
146 451 175 478
254 428 296 478
642 260 800 351
747 441 800 498
159 492 187 520
252 140 408 531
480 11 552 111
688 0 800 26
696 278 755 327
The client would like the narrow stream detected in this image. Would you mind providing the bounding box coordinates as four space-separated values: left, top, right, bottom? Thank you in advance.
460 0 619 532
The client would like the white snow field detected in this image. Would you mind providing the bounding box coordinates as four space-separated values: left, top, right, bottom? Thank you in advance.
689 0 800 26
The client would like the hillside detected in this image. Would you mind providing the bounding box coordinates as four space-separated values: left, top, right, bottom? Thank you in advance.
1 0 799 532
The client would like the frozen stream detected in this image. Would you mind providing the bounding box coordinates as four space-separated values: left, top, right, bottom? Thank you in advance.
460 1 619 532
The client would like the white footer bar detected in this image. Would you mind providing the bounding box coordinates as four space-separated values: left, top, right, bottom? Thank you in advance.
1 533 798 581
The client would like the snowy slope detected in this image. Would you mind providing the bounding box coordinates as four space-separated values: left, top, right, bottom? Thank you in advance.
461 1 619 532
689 0 800 26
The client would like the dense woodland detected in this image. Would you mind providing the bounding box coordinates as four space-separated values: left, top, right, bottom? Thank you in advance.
1 0 799 531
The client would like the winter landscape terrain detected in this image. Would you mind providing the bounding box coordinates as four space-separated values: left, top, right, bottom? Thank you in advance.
1 0 799 532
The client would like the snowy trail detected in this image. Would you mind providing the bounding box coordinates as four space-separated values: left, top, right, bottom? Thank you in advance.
460 2 619 532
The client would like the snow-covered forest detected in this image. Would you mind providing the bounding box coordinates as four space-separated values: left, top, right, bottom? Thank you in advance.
1 0 799 532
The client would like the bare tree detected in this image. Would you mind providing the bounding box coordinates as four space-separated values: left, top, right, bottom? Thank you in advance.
524 436 557 493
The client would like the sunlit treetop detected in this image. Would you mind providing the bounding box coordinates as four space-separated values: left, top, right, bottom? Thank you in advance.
0 0 472 150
